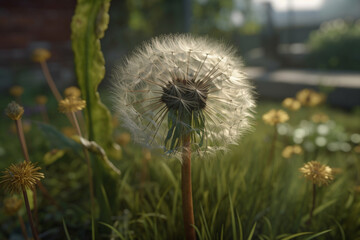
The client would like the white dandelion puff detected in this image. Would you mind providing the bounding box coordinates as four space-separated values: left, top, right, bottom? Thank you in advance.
112 34 255 156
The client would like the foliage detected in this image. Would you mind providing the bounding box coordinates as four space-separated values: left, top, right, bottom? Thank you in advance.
307 19 360 70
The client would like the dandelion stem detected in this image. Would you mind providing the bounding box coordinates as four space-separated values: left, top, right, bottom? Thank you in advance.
22 187 40 240
71 112 95 215
18 215 29 240
267 124 278 166
309 183 316 225
40 61 62 102
15 119 30 163
181 134 196 240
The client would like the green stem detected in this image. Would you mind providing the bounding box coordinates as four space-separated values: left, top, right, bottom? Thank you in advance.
22 188 40 240
267 124 278 166
309 183 316 225
181 134 196 240
71 112 95 214
15 119 30 163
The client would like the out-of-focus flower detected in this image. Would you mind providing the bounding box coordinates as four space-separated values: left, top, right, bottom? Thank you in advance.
296 89 325 107
282 98 301 111
35 95 48 105
354 145 360 154
3 196 23 216
143 149 152 161
58 97 86 113
299 161 333 186
61 127 77 137
311 113 329 123
0 161 44 193
262 109 289 126
5 101 24 120
32 48 51 63
64 86 81 98
282 145 303 158
116 132 131 147
9 86 24 97
112 34 255 155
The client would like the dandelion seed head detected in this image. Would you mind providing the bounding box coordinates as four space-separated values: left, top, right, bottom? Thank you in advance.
1 161 44 193
299 161 333 186
112 34 255 156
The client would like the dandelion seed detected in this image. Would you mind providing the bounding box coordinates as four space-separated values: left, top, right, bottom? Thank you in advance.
32 48 51 63
112 34 255 155
5 101 24 120
282 98 301 111
262 109 289 126
1 161 44 194
299 161 333 187
58 97 86 113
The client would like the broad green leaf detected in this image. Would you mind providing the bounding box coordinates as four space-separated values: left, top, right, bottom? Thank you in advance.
71 0 113 151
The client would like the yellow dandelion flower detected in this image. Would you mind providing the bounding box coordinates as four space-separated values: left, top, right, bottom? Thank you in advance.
262 109 289 126
3 196 23 216
143 149 152 161
35 95 48 105
32 48 51 63
311 113 329 123
282 98 301 111
299 161 333 186
5 101 24 120
296 89 325 107
9 86 24 97
116 132 131 146
64 86 81 98
282 145 303 158
0 161 44 193
58 97 86 113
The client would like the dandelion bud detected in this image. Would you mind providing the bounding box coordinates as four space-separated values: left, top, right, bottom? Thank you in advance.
5 101 24 120
32 48 51 63
299 161 333 186
112 34 255 155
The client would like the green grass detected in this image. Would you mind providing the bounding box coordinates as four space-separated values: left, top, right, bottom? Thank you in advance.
0 98 360 239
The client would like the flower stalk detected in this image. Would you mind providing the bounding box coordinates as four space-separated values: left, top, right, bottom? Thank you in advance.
309 183 316 225
70 111 95 214
181 134 196 240
22 187 40 240
39 60 62 102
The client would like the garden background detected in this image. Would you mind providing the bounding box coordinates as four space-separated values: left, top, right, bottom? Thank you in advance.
0 0 360 239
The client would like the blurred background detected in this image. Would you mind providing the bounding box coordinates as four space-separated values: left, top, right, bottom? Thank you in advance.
1 0 360 108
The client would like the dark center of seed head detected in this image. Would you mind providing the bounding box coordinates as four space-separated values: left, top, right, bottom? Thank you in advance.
161 79 208 112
